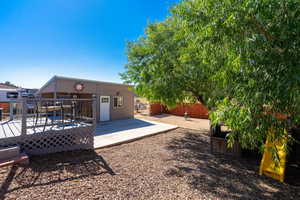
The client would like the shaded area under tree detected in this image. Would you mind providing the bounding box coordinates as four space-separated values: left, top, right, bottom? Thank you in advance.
166 130 300 199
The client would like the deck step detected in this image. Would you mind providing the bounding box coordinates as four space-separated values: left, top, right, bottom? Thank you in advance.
0 146 20 160
0 153 29 168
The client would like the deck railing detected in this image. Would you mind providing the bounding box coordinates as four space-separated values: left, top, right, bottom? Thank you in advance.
18 97 97 135
0 97 97 155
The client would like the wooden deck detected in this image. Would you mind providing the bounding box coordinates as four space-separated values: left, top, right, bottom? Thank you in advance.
0 98 96 155
0 118 90 139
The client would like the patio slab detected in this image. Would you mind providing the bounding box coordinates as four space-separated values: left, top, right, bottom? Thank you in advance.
93 118 178 149
135 113 210 131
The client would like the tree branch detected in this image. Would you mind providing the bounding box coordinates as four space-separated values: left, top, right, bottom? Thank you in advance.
250 17 278 41
191 90 205 105
250 17 285 53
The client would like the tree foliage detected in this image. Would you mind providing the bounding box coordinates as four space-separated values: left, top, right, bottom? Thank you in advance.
121 17 222 107
121 0 300 154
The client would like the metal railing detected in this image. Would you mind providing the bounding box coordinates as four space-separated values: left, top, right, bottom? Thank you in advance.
14 97 96 135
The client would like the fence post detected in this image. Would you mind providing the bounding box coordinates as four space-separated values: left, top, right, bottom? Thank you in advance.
92 95 97 127
21 97 27 135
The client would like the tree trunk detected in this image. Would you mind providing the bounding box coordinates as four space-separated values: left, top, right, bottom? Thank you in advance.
210 123 221 137
196 95 205 105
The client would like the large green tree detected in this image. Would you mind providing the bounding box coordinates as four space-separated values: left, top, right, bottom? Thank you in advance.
121 17 223 107
121 0 300 156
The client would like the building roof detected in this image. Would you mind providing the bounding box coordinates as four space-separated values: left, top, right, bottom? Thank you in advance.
37 75 133 94
0 88 19 92
0 83 19 90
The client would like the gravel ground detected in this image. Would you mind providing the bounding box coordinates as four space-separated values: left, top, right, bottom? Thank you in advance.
0 128 299 200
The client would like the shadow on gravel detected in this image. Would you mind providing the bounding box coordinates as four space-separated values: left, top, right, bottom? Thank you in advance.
166 130 300 200
0 150 115 198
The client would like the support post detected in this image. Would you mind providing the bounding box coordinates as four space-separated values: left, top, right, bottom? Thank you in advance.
92 95 97 127
9 102 14 120
0 108 2 121
53 77 57 124
53 92 57 125
21 97 28 135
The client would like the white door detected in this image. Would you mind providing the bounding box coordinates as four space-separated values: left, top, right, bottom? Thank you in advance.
100 96 110 121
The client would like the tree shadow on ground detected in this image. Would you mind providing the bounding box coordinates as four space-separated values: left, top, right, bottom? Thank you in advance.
165 130 300 200
0 150 115 198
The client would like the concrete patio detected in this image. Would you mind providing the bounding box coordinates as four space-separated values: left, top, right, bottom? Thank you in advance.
93 118 178 149
135 113 210 131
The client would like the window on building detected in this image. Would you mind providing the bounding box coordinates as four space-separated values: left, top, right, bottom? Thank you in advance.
7 92 18 99
101 97 109 103
113 96 123 108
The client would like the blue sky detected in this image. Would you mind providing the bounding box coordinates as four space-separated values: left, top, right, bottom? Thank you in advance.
0 0 178 88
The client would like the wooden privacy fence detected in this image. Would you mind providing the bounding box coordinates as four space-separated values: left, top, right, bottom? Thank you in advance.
150 103 209 119
0 97 97 155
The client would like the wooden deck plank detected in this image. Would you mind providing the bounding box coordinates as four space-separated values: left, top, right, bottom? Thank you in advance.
0 118 91 139
6 122 20 137
11 121 21 133
27 119 42 134
9 120 22 136
0 123 7 138
1 123 14 138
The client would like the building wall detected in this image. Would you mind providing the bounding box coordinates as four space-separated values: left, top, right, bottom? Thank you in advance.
52 78 134 121
41 93 54 98
0 102 9 113
56 79 97 94
96 83 134 121
0 91 8 102
0 90 21 102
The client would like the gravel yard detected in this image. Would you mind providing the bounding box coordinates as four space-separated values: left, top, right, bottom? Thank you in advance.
0 128 299 200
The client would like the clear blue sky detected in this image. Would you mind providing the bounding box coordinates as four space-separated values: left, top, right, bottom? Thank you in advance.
0 0 178 88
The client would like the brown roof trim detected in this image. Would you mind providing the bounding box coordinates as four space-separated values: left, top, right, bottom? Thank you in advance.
36 76 57 94
37 75 133 94
55 76 133 87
